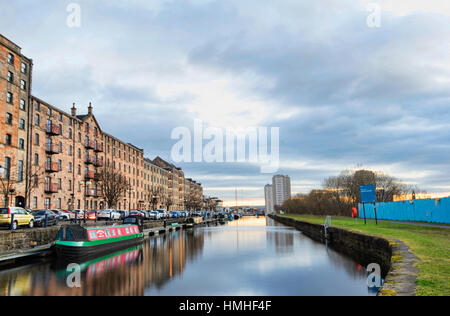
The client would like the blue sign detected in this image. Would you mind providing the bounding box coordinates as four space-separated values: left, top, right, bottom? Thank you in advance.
360 185 376 203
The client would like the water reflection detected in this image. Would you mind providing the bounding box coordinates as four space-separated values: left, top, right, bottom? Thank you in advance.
0 217 377 296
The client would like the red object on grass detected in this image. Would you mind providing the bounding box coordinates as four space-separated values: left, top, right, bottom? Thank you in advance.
352 207 358 218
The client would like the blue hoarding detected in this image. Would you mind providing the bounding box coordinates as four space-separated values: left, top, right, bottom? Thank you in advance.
360 184 376 203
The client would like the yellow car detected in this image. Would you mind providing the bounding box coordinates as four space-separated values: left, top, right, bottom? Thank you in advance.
0 207 35 230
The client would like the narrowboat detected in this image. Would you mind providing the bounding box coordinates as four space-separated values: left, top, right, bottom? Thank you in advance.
55 216 144 261
186 216 203 227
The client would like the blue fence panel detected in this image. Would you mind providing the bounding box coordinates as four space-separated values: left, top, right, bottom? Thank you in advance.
359 197 450 224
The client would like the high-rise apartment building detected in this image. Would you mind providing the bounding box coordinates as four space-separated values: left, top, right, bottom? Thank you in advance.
272 175 291 207
264 175 291 213
264 184 274 214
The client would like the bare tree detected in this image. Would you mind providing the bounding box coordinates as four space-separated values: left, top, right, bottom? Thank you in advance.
24 165 45 208
98 165 130 209
163 195 174 211
0 170 16 207
285 168 426 217
147 185 162 211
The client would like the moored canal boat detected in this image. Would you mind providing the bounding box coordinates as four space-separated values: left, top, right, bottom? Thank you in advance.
55 216 144 261
186 216 203 227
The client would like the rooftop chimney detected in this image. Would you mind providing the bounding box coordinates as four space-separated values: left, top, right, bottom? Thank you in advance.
71 103 77 116
88 102 93 115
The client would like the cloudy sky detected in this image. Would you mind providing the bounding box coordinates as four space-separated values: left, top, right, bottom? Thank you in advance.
1 0 449 206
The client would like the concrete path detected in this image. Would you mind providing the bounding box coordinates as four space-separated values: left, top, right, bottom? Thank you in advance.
379 238 419 296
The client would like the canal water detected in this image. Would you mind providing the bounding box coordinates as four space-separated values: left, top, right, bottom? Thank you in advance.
0 217 377 296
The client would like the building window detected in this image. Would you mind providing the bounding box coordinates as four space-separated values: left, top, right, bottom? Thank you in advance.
7 53 14 64
21 62 27 74
69 162 72 172
17 161 23 182
59 113 63 122
34 154 39 165
20 80 26 90
20 99 26 111
5 134 12 146
69 128 72 139
58 160 62 171
7 71 13 83
35 102 40 111
19 119 25 130
69 145 73 156
3 157 11 179
35 114 40 126
19 138 24 149
6 113 12 125
45 198 51 210
6 92 13 104
35 133 39 145
57 198 62 209
33 197 37 209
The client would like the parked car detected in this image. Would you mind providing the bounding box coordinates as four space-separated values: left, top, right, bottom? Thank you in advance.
51 210 70 221
141 211 151 220
129 210 145 218
69 209 86 220
32 210 58 227
98 210 121 221
117 210 129 220
85 211 98 221
0 207 35 229
149 211 161 220
156 209 168 219
170 211 179 218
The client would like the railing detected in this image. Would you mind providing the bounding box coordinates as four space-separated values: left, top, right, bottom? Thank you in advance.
85 140 95 149
45 183 59 193
85 170 95 180
46 124 61 136
94 158 104 167
94 143 103 152
324 216 332 240
45 143 60 154
46 162 59 173
85 188 97 197
85 156 95 164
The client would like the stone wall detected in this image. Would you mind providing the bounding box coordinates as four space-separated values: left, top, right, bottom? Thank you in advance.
0 227 60 252
270 215 392 277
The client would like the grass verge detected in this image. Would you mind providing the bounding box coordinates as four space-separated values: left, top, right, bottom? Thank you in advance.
281 214 450 296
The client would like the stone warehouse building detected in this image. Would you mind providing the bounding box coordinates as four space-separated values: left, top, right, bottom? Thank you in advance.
0 34 205 211
0 35 33 207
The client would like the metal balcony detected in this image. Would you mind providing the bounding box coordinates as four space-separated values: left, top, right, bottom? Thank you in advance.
94 143 104 152
46 124 61 136
46 162 59 173
45 183 59 193
45 143 60 155
85 170 95 180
